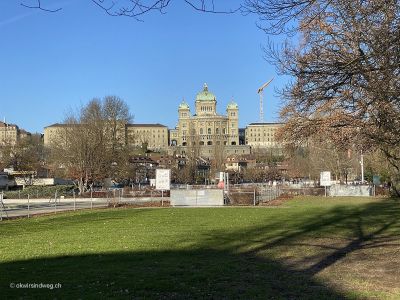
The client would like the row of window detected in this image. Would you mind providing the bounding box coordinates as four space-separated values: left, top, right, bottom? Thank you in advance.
200 106 214 112
181 141 237 146
246 139 278 143
249 128 278 132
180 148 246 155
248 133 275 137
131 129 166 133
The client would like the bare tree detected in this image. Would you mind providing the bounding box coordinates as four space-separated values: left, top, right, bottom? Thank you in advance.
0 134 45 175
247 0 400 194
48 96 133 194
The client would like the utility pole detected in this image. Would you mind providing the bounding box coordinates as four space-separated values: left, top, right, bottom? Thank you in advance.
257 78 274 122
360 151 364 184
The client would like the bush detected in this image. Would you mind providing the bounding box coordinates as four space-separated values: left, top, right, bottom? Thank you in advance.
4 185 76 199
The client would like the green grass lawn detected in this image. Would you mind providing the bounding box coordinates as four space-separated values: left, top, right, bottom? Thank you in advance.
1 197 399 299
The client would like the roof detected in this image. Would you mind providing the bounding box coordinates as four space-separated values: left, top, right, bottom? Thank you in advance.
247 122 284 126
45 123 73 128
178 100 190 109
227 100 238 109
196 83 216 102
126 123 167 128
0 121 17 128
19 129 31 135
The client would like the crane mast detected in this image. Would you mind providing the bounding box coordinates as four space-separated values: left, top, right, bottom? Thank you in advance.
257 78 274 122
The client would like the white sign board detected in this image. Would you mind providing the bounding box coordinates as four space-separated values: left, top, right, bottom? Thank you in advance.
320 171 332 186
156 169 171 190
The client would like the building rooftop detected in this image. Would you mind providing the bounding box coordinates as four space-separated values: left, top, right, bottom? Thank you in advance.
227 100 238 109
247 122 284 126
126 123 167 128
45 123 74 128
196 83 216 102
0 121 17 128
178 100 190 109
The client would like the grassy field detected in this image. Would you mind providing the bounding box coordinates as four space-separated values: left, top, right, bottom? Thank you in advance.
0 196 399 299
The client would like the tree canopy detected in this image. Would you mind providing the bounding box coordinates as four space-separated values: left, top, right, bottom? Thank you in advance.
246 0 400 193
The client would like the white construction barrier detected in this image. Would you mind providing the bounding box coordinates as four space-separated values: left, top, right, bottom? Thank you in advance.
170 189 224 206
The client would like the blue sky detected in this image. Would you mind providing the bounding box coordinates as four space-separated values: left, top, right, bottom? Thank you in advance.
0 0 287 133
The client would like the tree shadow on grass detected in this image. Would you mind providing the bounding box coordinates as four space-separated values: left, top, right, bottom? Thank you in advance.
1 249 345 299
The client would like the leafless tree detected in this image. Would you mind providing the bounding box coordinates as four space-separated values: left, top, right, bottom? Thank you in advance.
247 0 400 194
0 134 45 175
48 96 133 194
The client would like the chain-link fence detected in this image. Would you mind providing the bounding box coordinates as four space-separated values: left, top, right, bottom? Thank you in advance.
0 189 170 220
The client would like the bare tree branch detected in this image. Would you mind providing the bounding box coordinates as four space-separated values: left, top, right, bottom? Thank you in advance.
20 0 62 12
20 0 241 18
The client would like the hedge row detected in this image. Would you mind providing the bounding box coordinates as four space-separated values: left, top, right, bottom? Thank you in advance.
3 185 76 199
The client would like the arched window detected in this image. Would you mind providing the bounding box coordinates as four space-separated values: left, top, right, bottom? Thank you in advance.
182 142 187 146
216 128 219 134
231 141 236 145
207 141 212 145
208 128 211 134
199 141 204 145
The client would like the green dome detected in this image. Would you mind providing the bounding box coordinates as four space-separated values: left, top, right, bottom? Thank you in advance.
179 100 190 109
196 83 216 101
227 100 238 109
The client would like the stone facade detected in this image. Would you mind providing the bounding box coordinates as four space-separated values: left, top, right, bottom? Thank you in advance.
126 124 168 151
43 123 70 146
172 83 239 148
44 122 169 151
245 122 283 148
0 121 30 145
168 84 252 158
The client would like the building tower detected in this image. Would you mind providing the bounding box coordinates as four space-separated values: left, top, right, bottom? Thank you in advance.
227 100 239 145
195 83 217 116
177 100 191 146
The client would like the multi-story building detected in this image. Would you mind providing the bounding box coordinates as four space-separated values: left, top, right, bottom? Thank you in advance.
225 154 256 172
126 124 168 151
245 122 283 148
172 83 239 147
44 122 169 151
0 121 30 145
169 83 250 158
43 123 70 146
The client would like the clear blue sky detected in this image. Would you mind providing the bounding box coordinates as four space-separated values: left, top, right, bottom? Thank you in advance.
0 0 286 133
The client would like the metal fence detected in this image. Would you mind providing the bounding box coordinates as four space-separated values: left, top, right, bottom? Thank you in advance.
0 185 288 220
225 186 283 206
0 191 169 220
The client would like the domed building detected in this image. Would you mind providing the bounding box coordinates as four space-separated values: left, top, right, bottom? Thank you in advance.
170 83 246 158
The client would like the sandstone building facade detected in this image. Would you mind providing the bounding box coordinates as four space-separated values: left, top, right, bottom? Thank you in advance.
44 122 169 151
171 83 239 147
0 121 31 145
169 84 251 158
245 122 283 148
126 124 168 151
